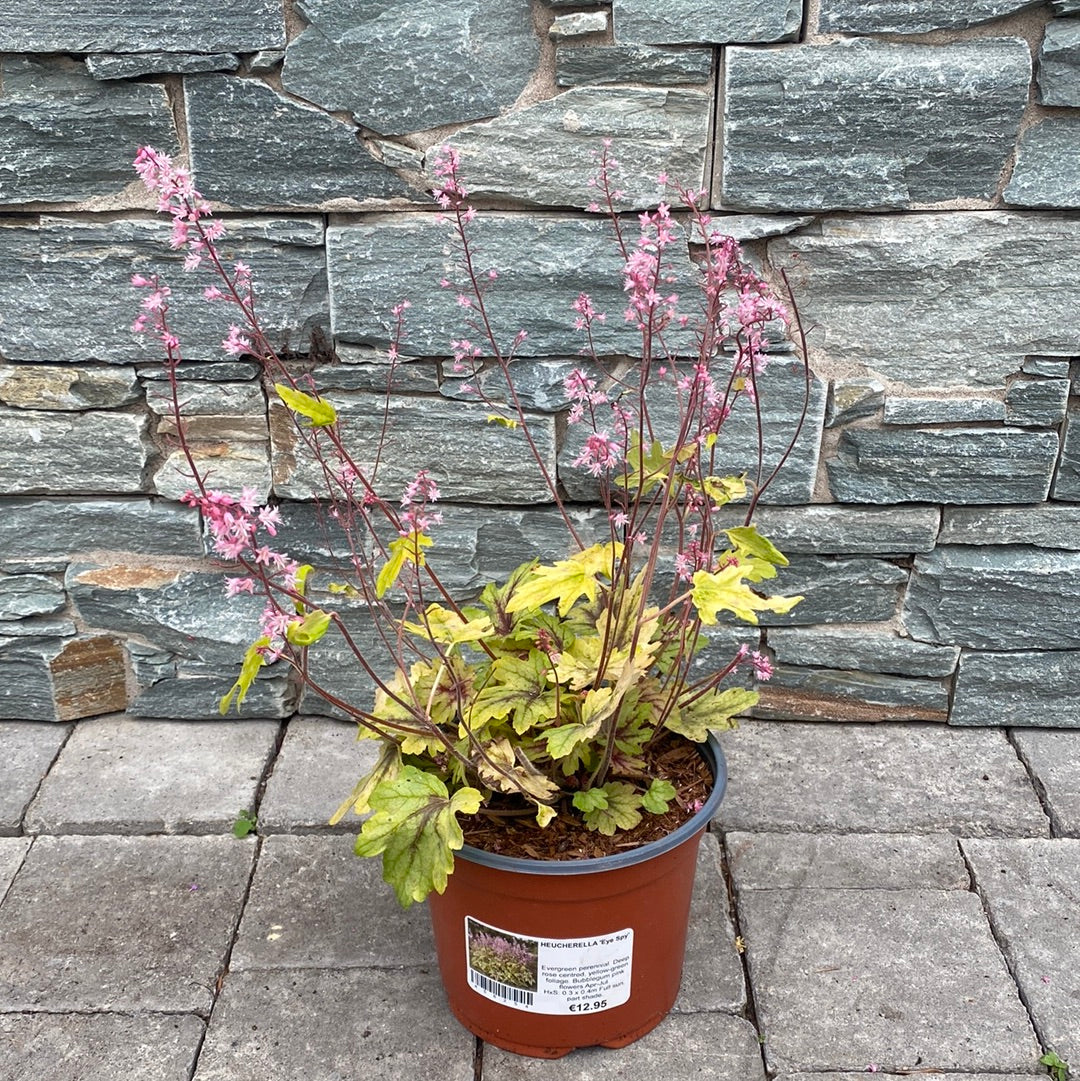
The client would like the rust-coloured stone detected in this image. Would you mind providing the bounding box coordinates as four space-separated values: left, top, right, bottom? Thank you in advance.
51 636 127 721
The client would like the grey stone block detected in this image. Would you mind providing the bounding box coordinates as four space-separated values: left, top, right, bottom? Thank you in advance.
750 555 907 626
0 617 75 638
0 573 64 621
1052 0 1080 11
482 1013 767 1079
326 213 698 358
0 1013 204 1081
0 0 285 52
613 0 800 43
555 45 713 87
952 650 1080 729
67 562 266 665
560 362 826 506
825 377 884 426
86 53 239 79
1023 356 1071 378
1011 729 1080 836
940 503 1080 550
904 546 1080 650
259 716 381 831
0 835 253 1012
0 635 126 722
828 427 1058 505
675 833 745 1013
721 40 1029 211
0 409 150 495
193 968 475 1081
0 216 327 366
819 0 1042 32
1054 407 1080 500
186 76 411 209
1038 19 1080 107
441 358 603 412
964 838 1080 1066
753 665 949 723
767 627 960 677
0 364 140 410
154 440 271 504
0 57 176 205
727 832 969 891
883 395 1004 425
1004 118 1080 209
738 888 1039 1074
248 50 284 73
270 391 556 504
25 716 280 834
128 659 296 721
767 213 1080 387
231 834 433 969
444 88 709 209
726 504 940 555
281 0 538 136
1005 377 1070 427
0 837 31 891
141 360 262 382
714 721 1048 837
550 11 608 37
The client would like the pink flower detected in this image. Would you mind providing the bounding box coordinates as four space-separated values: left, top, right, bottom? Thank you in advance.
572 432 622 477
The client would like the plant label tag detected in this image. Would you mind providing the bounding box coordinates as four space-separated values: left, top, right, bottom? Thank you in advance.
464 916 633 1015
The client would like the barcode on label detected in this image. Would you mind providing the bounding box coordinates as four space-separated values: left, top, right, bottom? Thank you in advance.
468 970 535 1007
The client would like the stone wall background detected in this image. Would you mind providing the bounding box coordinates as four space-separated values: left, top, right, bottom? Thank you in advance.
1 0 1079 727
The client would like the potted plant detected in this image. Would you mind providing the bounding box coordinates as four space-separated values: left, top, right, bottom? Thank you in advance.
131 142 808 1057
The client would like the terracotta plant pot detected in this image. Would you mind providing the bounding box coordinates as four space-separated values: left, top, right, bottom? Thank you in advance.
427 733 728 1058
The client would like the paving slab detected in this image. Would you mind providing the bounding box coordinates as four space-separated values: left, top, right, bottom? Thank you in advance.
193 967 475 1081
1010 729 1080 836
0 721 70 833
25 716 280 834
0 1012 204 1081
963 838 1080 1066
674 832 745 1014
0 837 29 897
738 887 1040 1075
0 834 253 1012
231 833 433 969
776 1075 1043 1081
481 1013 766 1079
258 715 380 831
715 721 1048 837
727 832 970 891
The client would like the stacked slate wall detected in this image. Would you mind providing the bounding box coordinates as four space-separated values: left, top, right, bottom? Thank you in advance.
1 0 1079 727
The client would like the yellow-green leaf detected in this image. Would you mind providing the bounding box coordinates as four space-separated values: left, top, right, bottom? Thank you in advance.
691 565 803 626
403 604 493 647
329 740 403 824
375 530 433 598
724 525 789 568
285 608 332 646
291 563 314 614
275 383 337 427
703 475 747 507
219 636 270 715
486 413 518 429
505 543 622 618
668 686 759 741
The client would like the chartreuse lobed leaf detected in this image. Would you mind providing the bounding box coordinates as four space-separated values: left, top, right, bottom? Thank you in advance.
468 650 555 734
725 525 789 568
285 608 332 647
703 475 747 506
641 778 677 815
354 765 482 907
617 432 696 496
474 737 560 804
375 530 433 599
691 564 802 626
403 604 493 647
505 543 622 618
329 740 403 825
573 781 643 836
274 383 337 427
219 636 270 715
291 563 314 613
668 686 759 741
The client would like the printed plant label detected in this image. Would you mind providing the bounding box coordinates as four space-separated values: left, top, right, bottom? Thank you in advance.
464 916 633 1015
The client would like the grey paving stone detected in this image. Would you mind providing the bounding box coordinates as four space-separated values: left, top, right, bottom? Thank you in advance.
776 1074 1042 1081
714 722 1049 838
192 967 474 1081
231 834 433 969
259 716 380 831
963 838 1080 1065
738 888 1040 1074
25 716 280 835
0 1013 204 1081
0 722 69 833
0 837 30 895
482 1013 766 1078
727 831 969 891
0 835 253 1012
1011 729 1080 837
674 833 745 1013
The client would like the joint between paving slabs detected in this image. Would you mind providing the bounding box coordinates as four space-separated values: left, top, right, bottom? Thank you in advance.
1005 728 1060 838
716 826 769 1073
958 841 1051 1062
17 723 77 837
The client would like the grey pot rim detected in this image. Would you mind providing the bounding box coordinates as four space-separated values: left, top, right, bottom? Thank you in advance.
457 731 727 877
